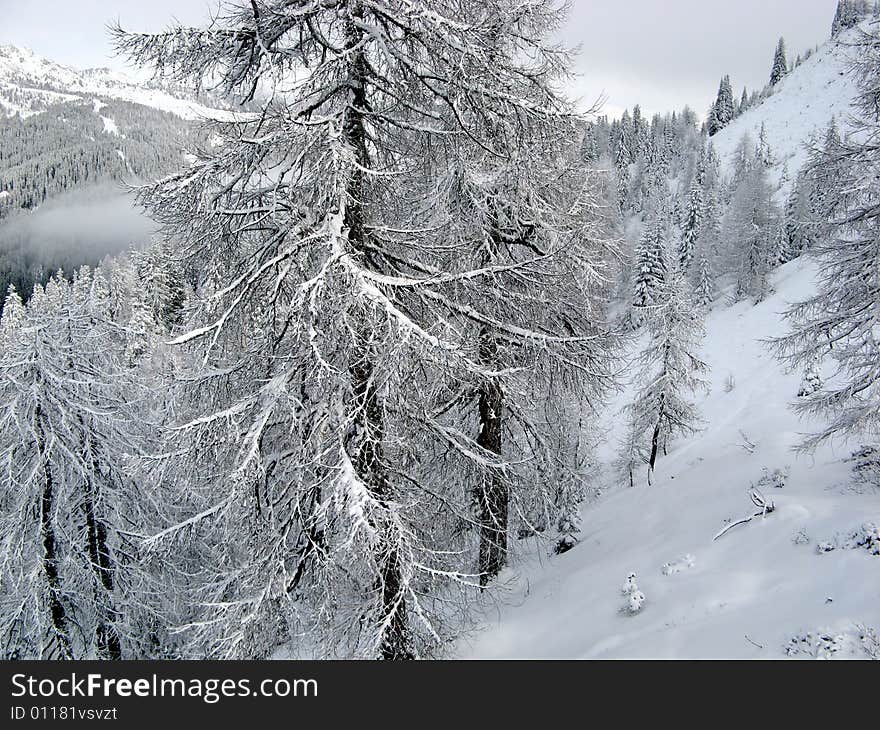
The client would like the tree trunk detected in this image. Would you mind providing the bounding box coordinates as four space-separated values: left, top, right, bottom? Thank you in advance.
34 403 71 659
648 393 666 486
342 1 410 660
477 329 507 588
84 490 121 659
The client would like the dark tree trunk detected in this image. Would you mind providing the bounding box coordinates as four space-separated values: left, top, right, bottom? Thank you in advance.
34 404 71 659
477 329 507 588
84 492 121 660
476 207 508 587
342 1 410 660
648 393 666 486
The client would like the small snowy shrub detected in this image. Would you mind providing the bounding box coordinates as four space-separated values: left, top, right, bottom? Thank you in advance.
627 590 645 614
792 529 810 545
786 631 847 659
620 572 645 614
816 523 880 556
554 510 580 555
753 466 788 490
797 355 823 397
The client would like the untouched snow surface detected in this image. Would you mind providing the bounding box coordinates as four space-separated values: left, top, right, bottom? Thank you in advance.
460 258 880 659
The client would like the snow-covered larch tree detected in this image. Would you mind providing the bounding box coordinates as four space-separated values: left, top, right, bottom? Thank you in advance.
0 270 145 659
622 269 708 485
113 0 618 659
771 21 880 450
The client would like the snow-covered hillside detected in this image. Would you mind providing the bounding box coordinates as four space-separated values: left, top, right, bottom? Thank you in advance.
712 25 863 196
459 258 880 659
0 44 229 120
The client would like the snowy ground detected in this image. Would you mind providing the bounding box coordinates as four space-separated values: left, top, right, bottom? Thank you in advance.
459 258 880 659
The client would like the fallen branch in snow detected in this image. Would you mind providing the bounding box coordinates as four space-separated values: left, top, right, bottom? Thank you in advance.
744 634 764 649
713 490 776 542
738 430 757 453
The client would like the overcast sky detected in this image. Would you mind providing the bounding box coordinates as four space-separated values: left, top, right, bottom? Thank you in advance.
0 0 841 118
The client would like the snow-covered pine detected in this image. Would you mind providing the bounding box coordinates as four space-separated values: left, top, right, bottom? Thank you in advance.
769 37 788 87
632 193 670 315
679 152 705 274
797 354 824 398
694 253 715 309
707 75 735 137
112 0 618 659
784 167 818 260
771 20 880 450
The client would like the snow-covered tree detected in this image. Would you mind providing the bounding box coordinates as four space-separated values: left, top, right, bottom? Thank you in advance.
797 355 824 398
757 123 775 168
680 158 705 274
113 0 618 659
632 204 669 314
769 37 788 87
623 271 708 485
708 75 735 137
694 253 715 309
722 138 781 302
0 270 145 659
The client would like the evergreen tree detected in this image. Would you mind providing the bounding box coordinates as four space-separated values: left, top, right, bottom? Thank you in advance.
633 204 669 313
708 75 735 136
694 254 714 309
581 123 599 164
680 155 705 273
770 37 788 86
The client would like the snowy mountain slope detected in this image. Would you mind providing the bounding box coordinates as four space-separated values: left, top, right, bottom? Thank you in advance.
711 25 863 196
459 258 880 659
0 44 231 120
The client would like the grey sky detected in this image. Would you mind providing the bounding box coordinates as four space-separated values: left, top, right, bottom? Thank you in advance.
0 0 840 118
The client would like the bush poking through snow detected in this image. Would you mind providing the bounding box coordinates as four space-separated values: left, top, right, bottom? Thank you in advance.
816 522 880 556
787 627 879 659
621 572 645 614
857 626 880 660
847 445 880 489
553 512 580 555
753 466 788 490
786 631 847 659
